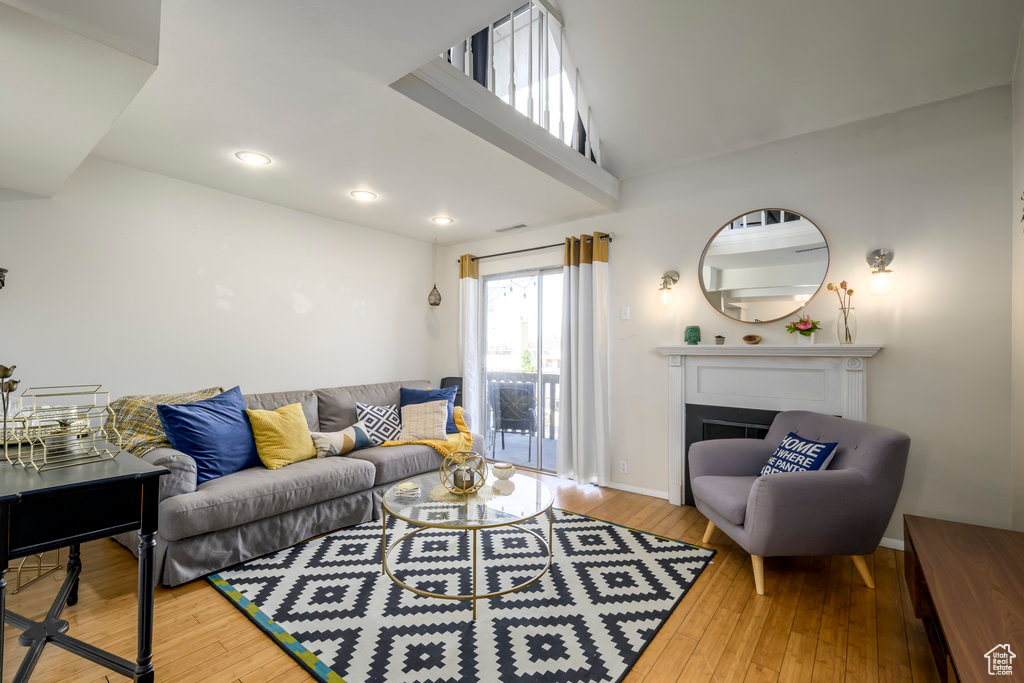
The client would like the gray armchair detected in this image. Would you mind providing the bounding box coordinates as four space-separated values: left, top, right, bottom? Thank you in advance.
690 410 910 595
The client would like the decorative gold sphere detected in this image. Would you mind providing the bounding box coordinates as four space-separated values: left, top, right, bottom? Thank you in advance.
440 450 487 495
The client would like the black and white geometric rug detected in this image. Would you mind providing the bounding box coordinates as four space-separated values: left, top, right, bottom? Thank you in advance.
208 509 715 683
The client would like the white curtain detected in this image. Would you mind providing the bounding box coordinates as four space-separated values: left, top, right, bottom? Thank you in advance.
458 255 482 429
557 233 610 484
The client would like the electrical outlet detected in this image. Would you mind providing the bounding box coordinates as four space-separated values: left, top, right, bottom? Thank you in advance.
619 459 628 474
620 305 630 320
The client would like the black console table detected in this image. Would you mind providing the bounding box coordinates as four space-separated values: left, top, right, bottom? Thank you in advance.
0 454 167 681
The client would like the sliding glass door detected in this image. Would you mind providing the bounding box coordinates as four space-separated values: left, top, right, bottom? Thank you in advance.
482 268 562 472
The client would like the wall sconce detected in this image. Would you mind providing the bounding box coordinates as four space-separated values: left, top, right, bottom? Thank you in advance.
659 270 679 304
866 248 894 296
0 268 7 290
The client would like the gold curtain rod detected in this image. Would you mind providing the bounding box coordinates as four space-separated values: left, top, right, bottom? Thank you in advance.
456 234 612 263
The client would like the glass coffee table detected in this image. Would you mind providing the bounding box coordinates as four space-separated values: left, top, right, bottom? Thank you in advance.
381 471 554 619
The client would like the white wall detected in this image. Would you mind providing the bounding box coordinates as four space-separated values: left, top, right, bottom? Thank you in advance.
0 157 441 398
1012 22 1024 531
432 86 1013 539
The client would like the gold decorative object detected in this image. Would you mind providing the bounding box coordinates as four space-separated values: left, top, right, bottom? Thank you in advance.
3 384 121 470
440 450 487 494
12 550 63 594
1 363 18 449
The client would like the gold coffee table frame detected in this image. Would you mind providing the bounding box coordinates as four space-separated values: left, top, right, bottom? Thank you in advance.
381 478 553 620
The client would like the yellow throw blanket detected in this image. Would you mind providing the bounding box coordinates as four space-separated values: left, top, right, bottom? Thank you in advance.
382 406 474 456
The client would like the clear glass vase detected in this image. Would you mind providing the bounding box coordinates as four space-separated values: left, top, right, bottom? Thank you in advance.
837 307 857 344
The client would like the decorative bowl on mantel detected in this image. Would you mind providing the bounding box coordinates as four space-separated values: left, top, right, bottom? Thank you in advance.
742 335 762 345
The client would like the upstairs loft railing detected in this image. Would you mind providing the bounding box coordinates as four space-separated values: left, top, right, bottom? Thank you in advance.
442 1 600 167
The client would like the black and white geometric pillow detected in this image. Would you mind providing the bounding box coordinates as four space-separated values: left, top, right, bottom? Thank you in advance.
355 402 401 445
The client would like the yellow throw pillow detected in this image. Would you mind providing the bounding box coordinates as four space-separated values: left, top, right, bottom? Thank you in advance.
246 403 316 470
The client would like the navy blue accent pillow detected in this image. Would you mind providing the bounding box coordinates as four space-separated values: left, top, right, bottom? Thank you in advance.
157 386 260 484
760 432 839 476
400 386 458 434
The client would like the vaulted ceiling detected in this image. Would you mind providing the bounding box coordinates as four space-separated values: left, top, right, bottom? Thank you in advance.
557 0 1024 178
93 0 611 245
5 0 1023 242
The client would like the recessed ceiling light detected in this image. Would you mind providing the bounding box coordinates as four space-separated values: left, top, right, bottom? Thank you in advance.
350 190 378 201
431 216 454 225
234 150 271 166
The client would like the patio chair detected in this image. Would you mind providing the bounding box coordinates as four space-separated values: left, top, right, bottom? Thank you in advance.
488 382 537 461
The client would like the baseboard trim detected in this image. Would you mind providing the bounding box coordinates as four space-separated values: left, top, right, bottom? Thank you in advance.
603 481 669 500
879 536 905 551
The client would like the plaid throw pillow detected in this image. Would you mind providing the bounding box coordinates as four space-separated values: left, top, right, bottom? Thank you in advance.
355 402 400 445
106 387 224 456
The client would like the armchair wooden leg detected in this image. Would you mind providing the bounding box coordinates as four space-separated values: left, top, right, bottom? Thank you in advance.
701 521 716 545
751 555 765 596
851 555 875 589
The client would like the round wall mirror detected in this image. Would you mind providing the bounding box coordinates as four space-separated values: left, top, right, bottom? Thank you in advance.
699 209 829 323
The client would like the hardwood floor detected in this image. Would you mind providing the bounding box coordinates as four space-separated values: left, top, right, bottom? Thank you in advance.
2 473 939 682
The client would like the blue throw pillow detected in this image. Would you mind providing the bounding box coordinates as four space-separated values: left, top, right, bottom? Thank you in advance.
157 386 260 484
400 386 459 434
760 432 838 476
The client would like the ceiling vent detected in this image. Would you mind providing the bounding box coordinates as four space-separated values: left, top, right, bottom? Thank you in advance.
496 223 528 233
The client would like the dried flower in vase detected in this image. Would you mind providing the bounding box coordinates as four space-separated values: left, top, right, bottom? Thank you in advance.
827 280 856 343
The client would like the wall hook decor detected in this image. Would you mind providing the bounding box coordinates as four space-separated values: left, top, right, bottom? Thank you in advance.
0 267 7 290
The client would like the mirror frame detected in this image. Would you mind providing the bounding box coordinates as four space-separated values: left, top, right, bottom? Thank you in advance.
697 208 830 324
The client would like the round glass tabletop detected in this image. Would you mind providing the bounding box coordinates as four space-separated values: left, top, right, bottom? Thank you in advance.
382 472 553 529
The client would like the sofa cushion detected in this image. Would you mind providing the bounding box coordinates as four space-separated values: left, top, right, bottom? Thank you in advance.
760 432 838 476
247 403 316 470
311 421 373 457
348 443 444 486
400 386 458 434
691 475 759 526
398 400 449 441
158 456 376 541
157 386 260 485
356 402 402 445
315 380 430 432
244 389 318 431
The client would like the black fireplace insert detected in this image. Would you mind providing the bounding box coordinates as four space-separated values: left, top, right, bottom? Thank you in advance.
684 404 780 506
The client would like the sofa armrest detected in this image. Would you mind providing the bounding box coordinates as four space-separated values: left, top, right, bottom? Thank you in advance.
470 433 485 452
141 447 197 501
744 468 881 556
688 439 773 479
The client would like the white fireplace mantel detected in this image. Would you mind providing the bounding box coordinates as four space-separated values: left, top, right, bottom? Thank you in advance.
657 344 883 506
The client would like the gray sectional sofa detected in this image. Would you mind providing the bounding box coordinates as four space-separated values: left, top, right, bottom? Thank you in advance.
114 379 481 586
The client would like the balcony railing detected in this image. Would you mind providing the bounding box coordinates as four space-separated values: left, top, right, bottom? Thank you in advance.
442 1 600 166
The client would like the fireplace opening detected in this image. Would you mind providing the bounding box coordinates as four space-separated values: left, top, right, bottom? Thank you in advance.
684 404 780 506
